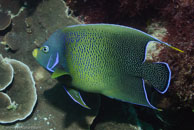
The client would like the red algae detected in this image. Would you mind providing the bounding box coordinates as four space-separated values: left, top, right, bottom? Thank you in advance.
153 0 194 109
66 0 168 26
162 0 194 42
153 39 194 109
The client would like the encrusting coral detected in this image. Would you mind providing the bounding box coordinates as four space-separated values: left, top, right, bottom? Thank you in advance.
0 55 37 124
0 92 12 109
0 55 13 91
0 12 11 31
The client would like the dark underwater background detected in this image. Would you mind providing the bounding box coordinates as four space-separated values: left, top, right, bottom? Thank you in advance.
0 0 194 130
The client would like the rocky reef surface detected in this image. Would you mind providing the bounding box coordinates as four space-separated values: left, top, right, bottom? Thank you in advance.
0 0 194 130
0 0 99 130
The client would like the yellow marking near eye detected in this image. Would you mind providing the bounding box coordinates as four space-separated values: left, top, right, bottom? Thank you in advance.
32 49 38 58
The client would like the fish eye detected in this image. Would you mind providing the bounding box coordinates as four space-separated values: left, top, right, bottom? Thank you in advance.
40 45 49 53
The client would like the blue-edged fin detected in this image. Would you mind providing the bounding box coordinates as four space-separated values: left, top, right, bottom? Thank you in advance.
63 86 90 109
102 75 158 109
142 62 171 94
51 68 69 79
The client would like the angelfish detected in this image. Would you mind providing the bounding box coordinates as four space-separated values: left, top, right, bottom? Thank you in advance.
32 24 183 110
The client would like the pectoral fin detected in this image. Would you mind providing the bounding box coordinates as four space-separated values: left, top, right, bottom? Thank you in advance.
63 86 90 109
51 68 69 79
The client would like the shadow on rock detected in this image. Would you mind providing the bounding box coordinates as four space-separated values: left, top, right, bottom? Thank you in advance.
43 80 100 129
91 96 145 130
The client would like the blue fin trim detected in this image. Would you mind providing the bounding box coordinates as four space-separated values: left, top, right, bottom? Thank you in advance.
107 79 157 109
142 79 157 109
63 86 90 109
144 41 153 63
152 62 171 94
107 78 158 109
143 41 171 94
67 23 171 47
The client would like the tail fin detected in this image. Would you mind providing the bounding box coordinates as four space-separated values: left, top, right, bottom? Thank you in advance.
142 62 171 94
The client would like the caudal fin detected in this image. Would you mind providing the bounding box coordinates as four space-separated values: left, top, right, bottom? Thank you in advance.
142 62 171 94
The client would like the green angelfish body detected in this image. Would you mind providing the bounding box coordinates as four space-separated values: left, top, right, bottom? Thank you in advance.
33 24 183 109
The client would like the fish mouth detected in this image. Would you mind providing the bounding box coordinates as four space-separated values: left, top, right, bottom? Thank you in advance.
32 49 38 58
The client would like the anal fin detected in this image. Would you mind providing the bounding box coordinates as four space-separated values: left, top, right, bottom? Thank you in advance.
63 86 90 109
102 75 158 109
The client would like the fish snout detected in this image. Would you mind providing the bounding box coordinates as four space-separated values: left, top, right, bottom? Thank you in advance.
32 49 38 58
